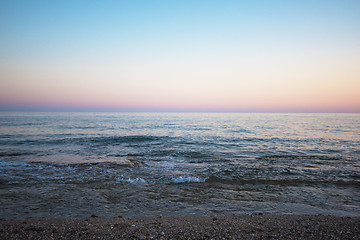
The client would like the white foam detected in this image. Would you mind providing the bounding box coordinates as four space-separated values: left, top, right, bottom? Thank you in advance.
171 176 204 183
117 177 147 184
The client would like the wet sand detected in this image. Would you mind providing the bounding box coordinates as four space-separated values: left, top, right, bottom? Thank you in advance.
1 214 359 239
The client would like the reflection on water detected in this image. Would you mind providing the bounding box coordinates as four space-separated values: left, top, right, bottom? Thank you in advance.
0 113 359 218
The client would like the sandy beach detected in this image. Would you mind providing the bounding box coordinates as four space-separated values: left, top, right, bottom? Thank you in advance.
1 214 359 239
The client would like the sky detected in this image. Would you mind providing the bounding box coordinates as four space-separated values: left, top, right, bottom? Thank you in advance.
0 0 360 112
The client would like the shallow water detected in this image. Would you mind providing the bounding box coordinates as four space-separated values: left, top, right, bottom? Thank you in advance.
0 113 359 218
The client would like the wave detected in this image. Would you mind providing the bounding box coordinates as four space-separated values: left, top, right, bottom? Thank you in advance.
150 149 209 160
226 128 253 133
0 151 34 157
116 177 147 184
0 135 169 146
88 135 166 144
204 175 360 187
256 155 341 161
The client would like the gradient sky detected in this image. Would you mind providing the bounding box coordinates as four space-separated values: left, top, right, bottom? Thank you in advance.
1 0 359 112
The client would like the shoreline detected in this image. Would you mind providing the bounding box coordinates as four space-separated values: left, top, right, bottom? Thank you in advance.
1 214 359 239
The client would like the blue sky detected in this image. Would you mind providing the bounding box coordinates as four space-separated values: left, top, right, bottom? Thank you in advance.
1 0 360 112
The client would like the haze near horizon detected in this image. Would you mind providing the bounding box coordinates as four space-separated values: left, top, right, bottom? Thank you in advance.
1 0 360 112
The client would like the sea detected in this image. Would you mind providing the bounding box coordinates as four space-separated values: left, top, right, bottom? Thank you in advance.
0 112 359 219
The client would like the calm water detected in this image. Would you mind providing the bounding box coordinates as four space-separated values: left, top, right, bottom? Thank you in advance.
0 113 359 219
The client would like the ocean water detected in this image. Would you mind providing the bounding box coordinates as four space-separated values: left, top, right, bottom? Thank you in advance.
0 112 359 219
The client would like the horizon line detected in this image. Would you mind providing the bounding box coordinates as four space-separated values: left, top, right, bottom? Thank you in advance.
1 109 359 114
